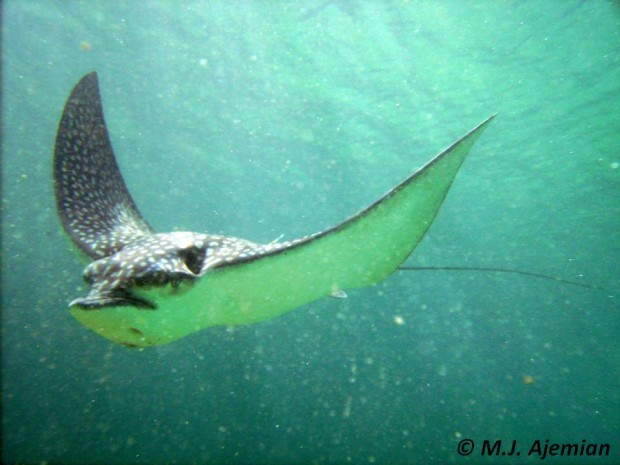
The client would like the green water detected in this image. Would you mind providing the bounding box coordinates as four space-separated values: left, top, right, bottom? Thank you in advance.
2 1 619 464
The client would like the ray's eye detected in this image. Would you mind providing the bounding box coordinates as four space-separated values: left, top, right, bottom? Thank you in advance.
178 247 207 275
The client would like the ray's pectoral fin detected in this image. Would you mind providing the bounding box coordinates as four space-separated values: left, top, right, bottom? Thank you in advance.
54 72 153 260
199 115 497 328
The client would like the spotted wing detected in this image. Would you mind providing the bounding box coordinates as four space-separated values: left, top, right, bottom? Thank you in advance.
54 72 153 259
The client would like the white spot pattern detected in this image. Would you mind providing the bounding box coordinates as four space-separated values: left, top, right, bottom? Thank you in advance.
54 73 153 260
54 73 310 310
73 231 304 308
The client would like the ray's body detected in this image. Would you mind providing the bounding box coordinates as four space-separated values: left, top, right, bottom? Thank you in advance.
54 72 495 347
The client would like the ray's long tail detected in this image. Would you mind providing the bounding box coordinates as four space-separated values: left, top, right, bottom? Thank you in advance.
397 266 604 290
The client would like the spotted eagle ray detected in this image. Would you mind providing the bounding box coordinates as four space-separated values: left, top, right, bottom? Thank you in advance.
54 72 495 348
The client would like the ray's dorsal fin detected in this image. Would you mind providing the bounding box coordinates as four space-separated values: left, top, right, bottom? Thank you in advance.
53 72 153 259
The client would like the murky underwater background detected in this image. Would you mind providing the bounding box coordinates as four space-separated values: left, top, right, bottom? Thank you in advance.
2 1 619 464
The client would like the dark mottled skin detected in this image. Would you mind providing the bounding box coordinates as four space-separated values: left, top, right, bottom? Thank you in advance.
54 73 299 310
